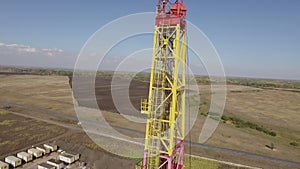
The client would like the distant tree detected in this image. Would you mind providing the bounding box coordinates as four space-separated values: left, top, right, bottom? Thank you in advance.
290 142 299 147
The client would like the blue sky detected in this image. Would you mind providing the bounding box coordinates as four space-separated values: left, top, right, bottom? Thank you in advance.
0 0 299 80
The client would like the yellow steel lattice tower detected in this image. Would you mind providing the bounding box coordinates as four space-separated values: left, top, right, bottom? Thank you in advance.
137 1 187 169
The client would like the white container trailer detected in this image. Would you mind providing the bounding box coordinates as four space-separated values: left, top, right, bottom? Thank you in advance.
59 154 74 164
27 148 43 158
59 153 80 164
36 145 51 154
47 159 64 169
38 163 55 169
0 161 9 169
43 143 58 152
59 152 80 164
17 152 33 162
68 152 80 161
5 156 21 168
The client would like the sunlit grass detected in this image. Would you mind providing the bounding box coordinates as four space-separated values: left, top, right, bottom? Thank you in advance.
0 120 14 126
185 156 220 169
0 110 7 115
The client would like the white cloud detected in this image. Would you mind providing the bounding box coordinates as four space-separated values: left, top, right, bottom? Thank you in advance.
0 43 36 53
41 48 64 56
0 41 74 68
0 42 63 56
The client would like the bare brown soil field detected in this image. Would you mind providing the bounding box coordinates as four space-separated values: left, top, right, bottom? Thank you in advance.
56 132 136 169
0 74 299 169
0 111 137 168
0 112 66 158
71 76 148 116
72 76 300 167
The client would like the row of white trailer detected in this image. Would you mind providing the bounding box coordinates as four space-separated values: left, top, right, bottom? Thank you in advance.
37 159 64 169
37 152 80 169
0 143 58 168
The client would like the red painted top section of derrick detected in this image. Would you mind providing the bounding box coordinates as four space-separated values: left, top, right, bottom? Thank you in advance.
155 0 187 29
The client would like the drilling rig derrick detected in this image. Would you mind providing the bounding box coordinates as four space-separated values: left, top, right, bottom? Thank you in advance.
137 1 187 169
